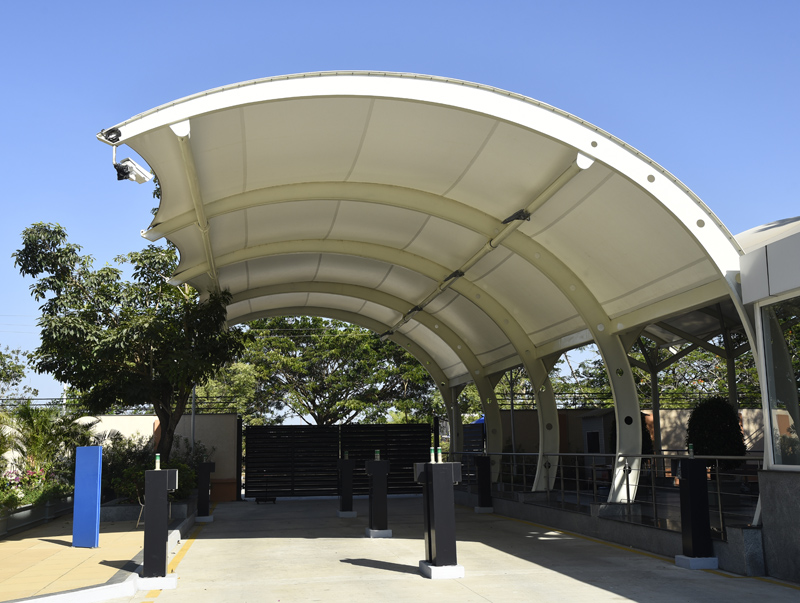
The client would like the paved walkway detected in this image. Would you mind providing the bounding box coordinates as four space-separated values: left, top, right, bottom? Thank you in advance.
3 498 799 602
108 497 797 603
0 518 143 601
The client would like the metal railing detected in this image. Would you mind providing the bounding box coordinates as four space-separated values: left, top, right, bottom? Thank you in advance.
447 450 762 541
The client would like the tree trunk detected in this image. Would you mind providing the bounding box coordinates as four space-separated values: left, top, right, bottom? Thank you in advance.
153 403 174 464
153 392 190 464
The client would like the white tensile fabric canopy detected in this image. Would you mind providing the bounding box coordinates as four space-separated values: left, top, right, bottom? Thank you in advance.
98 71 751 499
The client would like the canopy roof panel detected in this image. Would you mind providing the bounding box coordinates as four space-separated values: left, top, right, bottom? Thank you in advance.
99 71 745 386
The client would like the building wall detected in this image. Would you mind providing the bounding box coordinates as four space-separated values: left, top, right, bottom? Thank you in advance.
174 414 239 502
758 470 800 582
93 415 157 441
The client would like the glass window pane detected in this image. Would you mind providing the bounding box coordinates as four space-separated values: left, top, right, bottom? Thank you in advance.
763 298 800 465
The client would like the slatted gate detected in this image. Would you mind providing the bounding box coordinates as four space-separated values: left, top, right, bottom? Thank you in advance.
244 424 431 499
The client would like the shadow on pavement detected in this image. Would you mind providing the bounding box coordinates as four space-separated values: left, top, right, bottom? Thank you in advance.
340 557 418 575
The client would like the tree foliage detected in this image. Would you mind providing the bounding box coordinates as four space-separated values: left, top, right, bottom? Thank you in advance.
13 223 244 461
5 401 96 473
0 347 36 398
237 316 435 425
549 337 762 409
195 361 286 426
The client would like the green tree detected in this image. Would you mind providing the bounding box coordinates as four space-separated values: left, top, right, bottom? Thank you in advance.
388 391 445 424
549 337 762 411
196 361 286 426
13 223 244 461
551 346 614 406
0 411 11 472
245 316 434 425
0 347 37 398
6 400 97 474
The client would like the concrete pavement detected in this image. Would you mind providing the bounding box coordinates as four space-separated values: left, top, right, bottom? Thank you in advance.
0 518 143 602
96 497 798 603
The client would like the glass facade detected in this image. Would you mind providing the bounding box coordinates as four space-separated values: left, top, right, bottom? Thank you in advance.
762 297 800 466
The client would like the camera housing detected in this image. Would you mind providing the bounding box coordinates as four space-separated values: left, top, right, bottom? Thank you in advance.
114 158 153 183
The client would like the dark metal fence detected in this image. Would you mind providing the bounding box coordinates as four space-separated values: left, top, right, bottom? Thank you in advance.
244 424 431 499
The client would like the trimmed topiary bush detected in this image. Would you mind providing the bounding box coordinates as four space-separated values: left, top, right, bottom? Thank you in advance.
686 396 746 465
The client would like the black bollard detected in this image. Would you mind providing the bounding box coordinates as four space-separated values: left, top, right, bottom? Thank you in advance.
365 459 390 536
198 462 215 518
337 458 356 517
143 469 178 578
679 458 714 558
475 455 493 510
414 461 463 576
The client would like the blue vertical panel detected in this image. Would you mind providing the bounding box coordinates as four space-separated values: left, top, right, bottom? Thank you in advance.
73 446 102 548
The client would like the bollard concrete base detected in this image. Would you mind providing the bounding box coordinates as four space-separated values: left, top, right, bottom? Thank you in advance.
365 528 392 538
338 510 357 518
196 515 214 523
419 561 465 579
675 555 718 570
138 574 178 590
474 506 494 514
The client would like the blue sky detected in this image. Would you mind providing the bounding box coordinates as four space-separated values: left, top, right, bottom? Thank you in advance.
1 1 797 398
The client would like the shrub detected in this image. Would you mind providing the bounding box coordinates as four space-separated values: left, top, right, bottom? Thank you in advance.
110 465 148 503
164 435 214 500
163 462 195 500
100 432 214 502
777 425 800 465
99 432 153 502
686 396 746 467
0 466 72 512
0 470 22 512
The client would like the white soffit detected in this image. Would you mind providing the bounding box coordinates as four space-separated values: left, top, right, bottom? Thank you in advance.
99 71 744 386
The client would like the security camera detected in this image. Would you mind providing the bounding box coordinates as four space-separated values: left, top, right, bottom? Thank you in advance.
114 158 153 184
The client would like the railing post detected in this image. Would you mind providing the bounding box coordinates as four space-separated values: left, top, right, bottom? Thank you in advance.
651 456 658 526
544 458 551 503
623 459 632 520
592 463 598 502
575 456 580 507
521 454 527 490
714 459 725 540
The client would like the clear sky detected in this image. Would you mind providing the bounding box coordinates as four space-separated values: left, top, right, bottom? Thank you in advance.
1 1 797 398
